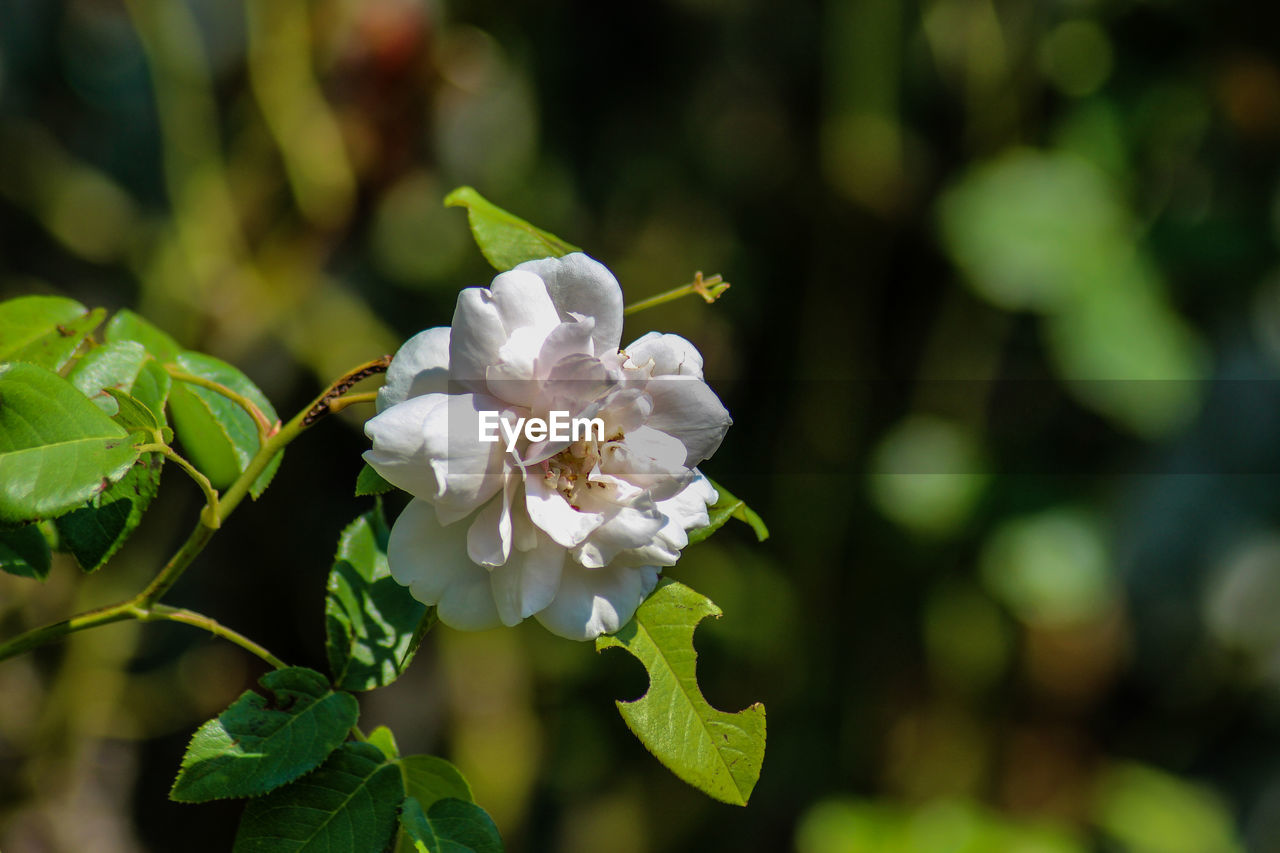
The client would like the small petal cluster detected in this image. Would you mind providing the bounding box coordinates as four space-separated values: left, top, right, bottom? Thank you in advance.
364 254 731 640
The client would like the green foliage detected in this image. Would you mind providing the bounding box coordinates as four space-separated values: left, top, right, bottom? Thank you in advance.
170 667 359 803
368 725 400 760
1093 762 1243 853
55 453 164 573
325 506 434 691
399 797 503 853
57 349 173 572
0 295 103 370
67 340 150 412
168 351 282 494
398 756 473 810
0 362 142 525
0 525 52 581
355 462 396 496
104 309 181 361
233 742 404 853
444 186 580 270
596 579 766 806
688 479 769 545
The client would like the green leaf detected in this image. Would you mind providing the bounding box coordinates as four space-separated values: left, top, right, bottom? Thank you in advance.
67 340 150 413
168 352 282 494
687 479 769 545
326 506 433 691
444 186 581 271
397 756 473 810
596 580 766 806
170 667 359 803
0 362 141 525
368 726 400 760
104 309 181 361
355 462 396 497
0 524 52 580
130 359 174 426
0 296 103 370
233 741 404 853
103 388 162 437
55 452 164 572
399 797 503 853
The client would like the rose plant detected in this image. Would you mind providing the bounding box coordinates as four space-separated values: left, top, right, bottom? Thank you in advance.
0 188 768 850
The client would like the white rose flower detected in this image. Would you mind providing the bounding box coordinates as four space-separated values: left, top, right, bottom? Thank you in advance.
364 253 732 640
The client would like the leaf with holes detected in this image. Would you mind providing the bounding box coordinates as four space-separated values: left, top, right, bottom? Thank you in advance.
0 295 103 370
326 506 434 691
687 479 769 545
444 186 580 271
0 362 141 525
170 667 358 803
596 579 766 806
0 525 52 580
399 797 503 853
233 742 404 853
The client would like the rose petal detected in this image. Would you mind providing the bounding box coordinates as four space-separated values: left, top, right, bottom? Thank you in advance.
364 394 449 499
515 253 624 355
467 482 513 568
490 269 561 335
388 498 502 630
422 392 509 517
644 375 732 466
489 530 565 626
534 563 661 640
525 471 605 547
450 287 507 393
378 327 452 412
624 331 704 378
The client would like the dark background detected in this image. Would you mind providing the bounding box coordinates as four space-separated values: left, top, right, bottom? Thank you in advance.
3 0 1280 850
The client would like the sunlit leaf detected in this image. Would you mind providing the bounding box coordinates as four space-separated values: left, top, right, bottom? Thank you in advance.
326 506 433 691
0 362 141 525
168 351 282 494
67 340 150 413
368 725 400 760
0 295 103 370
444 186 580 271
170 667 358 803
0 524 52 580
596 579 766 806
233 742 404 853
356 462 396 497
399 797 503 853
687 479 769 545
398 756 473 810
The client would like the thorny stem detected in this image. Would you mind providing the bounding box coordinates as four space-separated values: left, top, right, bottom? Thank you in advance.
622 271 729 316
0 357 392 666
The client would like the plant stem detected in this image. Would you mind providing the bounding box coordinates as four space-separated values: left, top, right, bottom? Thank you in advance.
623 272 729 316
0 356 392 666
326 391 377 415
144 604 287 669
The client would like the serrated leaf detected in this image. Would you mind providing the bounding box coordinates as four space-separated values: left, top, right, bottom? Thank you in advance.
68 340 150 413
687 479 769 545
356 462 396 497
55 451 163 572
399 797 503 853
168 351 282 494
444 186 580 271
103 388 161 437
0 296 103 370
596 579 766 806
130 358 173 424
326 506 433 691
0 524 52 580
0 362 141 525
170 667 359 803
233 741 404 853
104 309 181 361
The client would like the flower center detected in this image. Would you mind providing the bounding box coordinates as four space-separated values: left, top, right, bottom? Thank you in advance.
542 433 621 509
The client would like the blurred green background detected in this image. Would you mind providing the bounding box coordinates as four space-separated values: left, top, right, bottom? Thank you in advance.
2 0 1280 850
